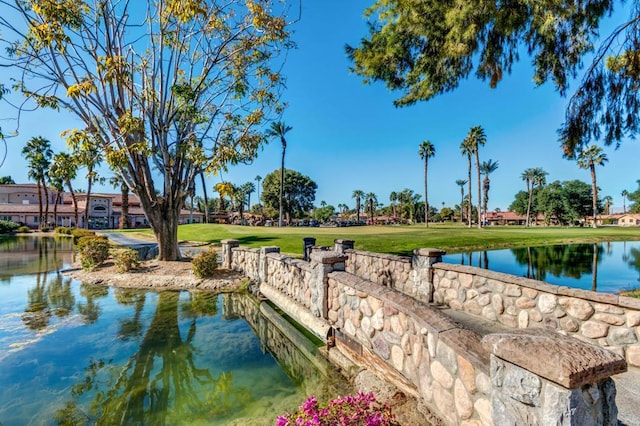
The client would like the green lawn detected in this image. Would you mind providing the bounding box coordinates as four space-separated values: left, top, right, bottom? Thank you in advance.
118 223 640 257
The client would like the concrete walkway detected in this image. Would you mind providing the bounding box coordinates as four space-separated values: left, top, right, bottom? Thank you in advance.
97 231 210 257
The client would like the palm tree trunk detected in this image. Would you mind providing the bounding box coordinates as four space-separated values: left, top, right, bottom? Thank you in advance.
460 187 464 224
475 151 482 228
84 170 93 229
424 159 429 227
467 156 472 228
37 181 43 229
43 181 50 228
53 191 60 227
67 180 79 227
526 182 532 227
590 164 598 228
199 172 209 223
279 146 285 227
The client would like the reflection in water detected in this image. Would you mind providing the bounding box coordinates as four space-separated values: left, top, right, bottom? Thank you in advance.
511 244 603 282
444 241 640 293
0 235 74 279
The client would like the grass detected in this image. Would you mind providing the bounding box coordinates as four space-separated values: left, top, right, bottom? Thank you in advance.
117 223 640 257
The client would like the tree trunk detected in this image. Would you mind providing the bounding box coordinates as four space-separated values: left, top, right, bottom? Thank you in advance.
36 181 43 228
121 184 130 229
460 187 464 224
424 159 429 227
67 181 79 228
146 199 181 261
467 155 472 228
279 146 285 227
483 177 490 226
590 164 598 228
199 172 209 223
43 182 50 228
475 151 482 228
526 181 532 227
84 172 93 229
53 191 61 227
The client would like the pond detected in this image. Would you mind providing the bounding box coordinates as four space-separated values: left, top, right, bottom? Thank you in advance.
0 236 350 425
442 241 640 294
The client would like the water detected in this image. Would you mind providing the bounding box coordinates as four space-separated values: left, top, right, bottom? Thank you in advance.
442 241 640 293
0 236 349 425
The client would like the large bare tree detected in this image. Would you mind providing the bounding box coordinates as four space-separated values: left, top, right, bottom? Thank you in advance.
0 0 293 259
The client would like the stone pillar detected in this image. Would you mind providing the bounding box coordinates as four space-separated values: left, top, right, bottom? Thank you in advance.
259 246 280 285
412 248 446 303
482 329 626 426
309 251 348 319
221 239 239 269
334 239 355 254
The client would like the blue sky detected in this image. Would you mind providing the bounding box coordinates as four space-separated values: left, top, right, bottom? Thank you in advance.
1 0 638 212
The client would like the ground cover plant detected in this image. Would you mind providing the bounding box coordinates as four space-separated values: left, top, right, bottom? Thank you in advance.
116 223 640 257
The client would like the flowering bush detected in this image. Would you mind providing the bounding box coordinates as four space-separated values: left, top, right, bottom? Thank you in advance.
277 392 398 426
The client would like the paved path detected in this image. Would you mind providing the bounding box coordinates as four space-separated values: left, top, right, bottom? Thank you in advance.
97 231 209 257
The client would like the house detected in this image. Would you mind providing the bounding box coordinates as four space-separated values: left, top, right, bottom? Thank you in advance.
484 211 527 226
0 184 203 229
616 213 640 227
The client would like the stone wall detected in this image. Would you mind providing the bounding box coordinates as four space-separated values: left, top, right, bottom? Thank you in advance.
431 263 640 367
327 271 493 425
221 240 627 425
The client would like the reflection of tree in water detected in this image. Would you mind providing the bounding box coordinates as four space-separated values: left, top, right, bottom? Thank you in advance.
54 291 252 425
512 244 603 282
22 272 76 330
77 283 109 324
626 248 640 283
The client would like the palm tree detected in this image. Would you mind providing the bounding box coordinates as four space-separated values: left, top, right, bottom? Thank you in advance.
240 182 256 211
389 191 398 219
109 174 130 229
460 139 474 228
622 190 629 214
66 131 103 229
214 182 234 212
521 167 548 227
47 166 64 228
22 136 53 228
50 152 79 227
577 145 608 228
255 175 262 208
480 159 499 225
455 179 467 224
266 121 292 227
352 190 364 222
418 140 436 227
603 195 613 215
465 126 487 228
365 192 377 224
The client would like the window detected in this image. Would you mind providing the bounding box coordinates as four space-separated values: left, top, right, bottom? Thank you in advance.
93 206 106 211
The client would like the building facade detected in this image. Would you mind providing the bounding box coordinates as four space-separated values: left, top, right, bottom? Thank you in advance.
0 184 203 229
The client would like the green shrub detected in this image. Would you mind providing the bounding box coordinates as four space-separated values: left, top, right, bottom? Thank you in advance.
192 249 219 279
17 226 31 233
55 226 72 235
71 228 96 245
39 226 50 232
78 237 110 270
0 220 21 234
112 248 140 273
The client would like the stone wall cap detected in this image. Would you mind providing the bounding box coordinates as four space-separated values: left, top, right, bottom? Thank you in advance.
482 328 627 388
310 251 348 264
413 248 447 256
221 239 240 244
334 239 355 244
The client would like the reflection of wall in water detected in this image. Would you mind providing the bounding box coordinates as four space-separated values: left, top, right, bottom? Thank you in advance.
0 236 75 277
222 293 350 399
